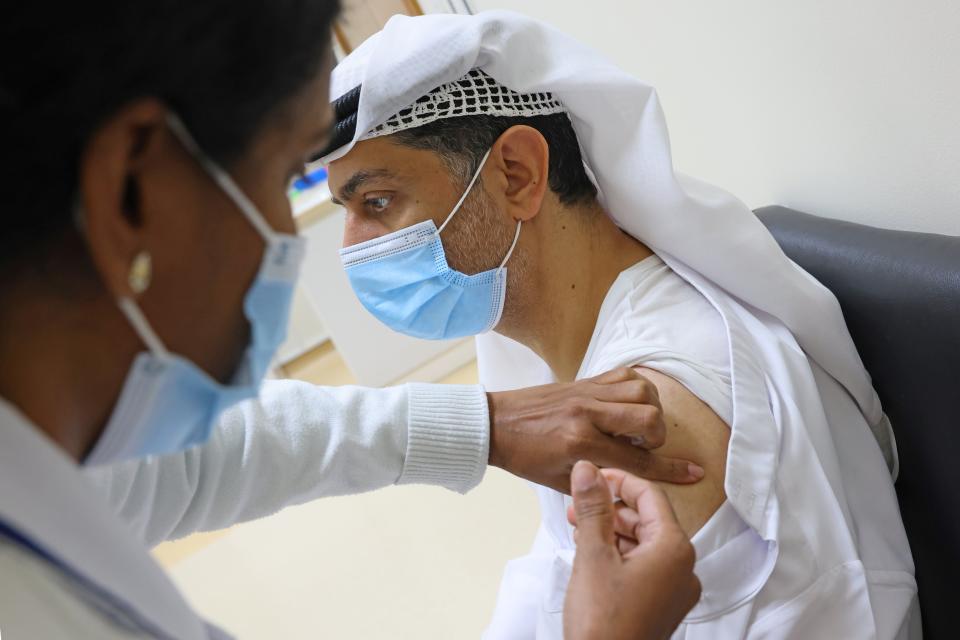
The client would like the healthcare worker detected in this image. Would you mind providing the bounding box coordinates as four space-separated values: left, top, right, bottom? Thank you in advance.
0 2 701 638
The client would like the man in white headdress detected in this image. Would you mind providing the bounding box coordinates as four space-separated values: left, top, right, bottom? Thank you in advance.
320 10 918 639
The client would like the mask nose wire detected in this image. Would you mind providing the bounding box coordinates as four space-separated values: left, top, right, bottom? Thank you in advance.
436 148 493 236
165 113 278 245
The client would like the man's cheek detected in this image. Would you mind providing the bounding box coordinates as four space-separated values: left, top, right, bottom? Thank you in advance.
388 205 432 232
342 214 392 246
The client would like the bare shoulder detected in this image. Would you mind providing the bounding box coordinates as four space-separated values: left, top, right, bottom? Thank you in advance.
634 367 730 538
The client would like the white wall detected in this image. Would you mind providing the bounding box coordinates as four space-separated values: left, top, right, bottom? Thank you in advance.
471 0 960 235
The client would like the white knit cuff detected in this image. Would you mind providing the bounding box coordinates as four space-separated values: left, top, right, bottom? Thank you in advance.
398 383 490 493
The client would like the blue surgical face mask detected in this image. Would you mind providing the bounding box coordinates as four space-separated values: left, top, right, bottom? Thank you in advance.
339 149 522 340
83 113 306 465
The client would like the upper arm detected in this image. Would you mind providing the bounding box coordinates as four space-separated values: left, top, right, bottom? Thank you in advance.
634 366 730 537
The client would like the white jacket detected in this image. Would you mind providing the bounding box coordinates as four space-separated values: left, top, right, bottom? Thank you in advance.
0 380 490 639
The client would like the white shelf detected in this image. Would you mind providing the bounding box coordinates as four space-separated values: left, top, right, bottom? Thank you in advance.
274 183 338 366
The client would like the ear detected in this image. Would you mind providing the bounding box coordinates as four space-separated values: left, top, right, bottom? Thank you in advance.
77 99 170 299
489 125 550 223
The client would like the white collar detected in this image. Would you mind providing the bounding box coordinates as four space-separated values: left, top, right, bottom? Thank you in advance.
575 254 663 380
0 397 208 640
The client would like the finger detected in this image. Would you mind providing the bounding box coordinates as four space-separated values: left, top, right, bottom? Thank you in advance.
688 574 703 609
584 400 665 447
613 503 642 540
573 526 636 550
585 376 662 408
571 527 631 553
587 366 660 397
569 460 617 553
617 535 638 555
601 469 684 546
587 366 641 385
568 501 643 542
682 575 702 611
589 437 704 484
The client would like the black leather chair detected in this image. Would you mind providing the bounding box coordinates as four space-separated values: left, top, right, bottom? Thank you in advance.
756 205 960 639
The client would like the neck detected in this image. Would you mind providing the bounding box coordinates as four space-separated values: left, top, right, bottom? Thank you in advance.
498 201 652 382
0 284 136 461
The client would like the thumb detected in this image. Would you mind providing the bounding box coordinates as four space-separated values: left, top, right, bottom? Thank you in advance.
571 460 616 552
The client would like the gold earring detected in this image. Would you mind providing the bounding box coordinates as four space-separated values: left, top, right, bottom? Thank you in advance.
128 251 152 295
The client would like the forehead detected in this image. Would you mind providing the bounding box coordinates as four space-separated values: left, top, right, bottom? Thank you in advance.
327 136 449 183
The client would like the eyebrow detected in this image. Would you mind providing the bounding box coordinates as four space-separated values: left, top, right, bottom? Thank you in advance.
331 169 394 205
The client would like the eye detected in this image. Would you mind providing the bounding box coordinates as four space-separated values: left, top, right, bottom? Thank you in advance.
363 194 394 214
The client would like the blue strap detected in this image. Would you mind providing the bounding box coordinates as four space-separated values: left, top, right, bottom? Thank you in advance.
0 517 225 639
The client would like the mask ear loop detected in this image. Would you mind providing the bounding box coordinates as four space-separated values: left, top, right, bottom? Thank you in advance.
433 146 520 272
165 113 278 245
497 220 523 273
117 298 171 359
436 148 493 236
116 112 276 362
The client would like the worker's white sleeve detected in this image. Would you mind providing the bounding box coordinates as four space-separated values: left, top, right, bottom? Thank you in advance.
83 380 489 547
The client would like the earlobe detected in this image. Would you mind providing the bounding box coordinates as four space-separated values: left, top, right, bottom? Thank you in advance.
493 125 550 223
127 250 153 295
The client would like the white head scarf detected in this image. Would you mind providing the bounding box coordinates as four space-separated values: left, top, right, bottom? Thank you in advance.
323 10 881 423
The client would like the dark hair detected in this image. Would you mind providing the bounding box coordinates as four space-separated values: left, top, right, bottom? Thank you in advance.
391 112 598 207
0 1 339 281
